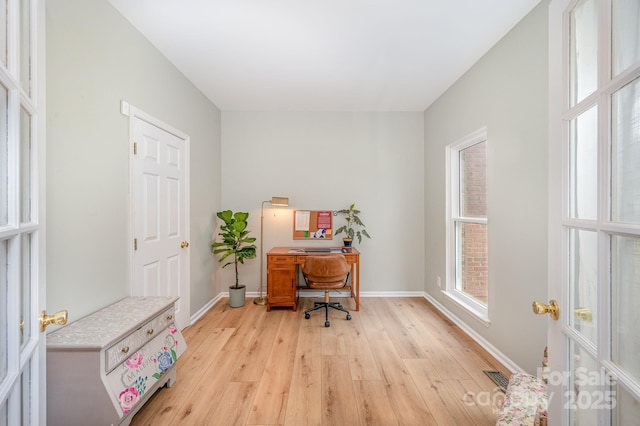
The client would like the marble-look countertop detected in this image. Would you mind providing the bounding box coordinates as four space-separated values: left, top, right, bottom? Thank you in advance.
46 296 178 349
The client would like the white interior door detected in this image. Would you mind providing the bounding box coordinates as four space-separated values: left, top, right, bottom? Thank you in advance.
548 0 640 423
130 108 190 330
1 0 45 424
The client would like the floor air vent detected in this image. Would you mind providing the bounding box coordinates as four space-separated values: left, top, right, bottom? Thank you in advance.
483 370 509 393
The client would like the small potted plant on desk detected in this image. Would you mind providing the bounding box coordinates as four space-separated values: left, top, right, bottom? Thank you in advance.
211 210 257 308
335 203 371 248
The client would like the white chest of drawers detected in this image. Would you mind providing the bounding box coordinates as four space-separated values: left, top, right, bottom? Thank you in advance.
46 296 187 426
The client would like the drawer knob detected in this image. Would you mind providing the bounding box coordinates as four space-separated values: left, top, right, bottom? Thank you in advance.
121 346 130 354
147 328 154 335
166 314 173 321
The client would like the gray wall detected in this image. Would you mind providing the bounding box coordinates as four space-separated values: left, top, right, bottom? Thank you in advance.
423 1 549 372
221 112 425 294
46 0 222 321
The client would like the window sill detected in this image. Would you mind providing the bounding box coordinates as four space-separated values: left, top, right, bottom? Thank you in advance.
442 289 490 326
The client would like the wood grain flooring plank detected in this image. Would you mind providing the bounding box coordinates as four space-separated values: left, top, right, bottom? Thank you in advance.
340 311 381 381
214 301 254 328
356 298 387 338
246 309 300 425
446 346 510 390
456 378 504 423
221 302 267 352
321 356 360 425
206 381 259 426
375 298 430 359
404 358 477 426
353 379 399 425
283 309 323 426
229 309 284 382
443 379 496 426
366 329 413 385
385 381 438 425
426 349 472 381
312 298 349 357
180 312 222 352
400 298 469 350
170 349 244 425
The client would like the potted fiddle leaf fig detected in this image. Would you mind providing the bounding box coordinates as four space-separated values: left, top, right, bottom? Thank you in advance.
211 210 257 307
335 203 371 247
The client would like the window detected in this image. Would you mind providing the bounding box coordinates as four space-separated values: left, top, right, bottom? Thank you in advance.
446 128 488 320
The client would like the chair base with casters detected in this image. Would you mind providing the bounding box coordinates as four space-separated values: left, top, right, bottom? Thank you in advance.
304 290 352 327
301 254 352 327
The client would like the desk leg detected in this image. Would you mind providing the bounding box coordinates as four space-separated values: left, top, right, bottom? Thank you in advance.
350 265 355 301
355 259 360 311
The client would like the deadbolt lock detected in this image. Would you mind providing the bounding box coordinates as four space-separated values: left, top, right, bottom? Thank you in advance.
574 307 592 322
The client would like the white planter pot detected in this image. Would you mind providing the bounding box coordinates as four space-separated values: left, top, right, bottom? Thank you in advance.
228 285 246 308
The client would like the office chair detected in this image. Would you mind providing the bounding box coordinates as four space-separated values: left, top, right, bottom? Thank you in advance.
302 255 352 327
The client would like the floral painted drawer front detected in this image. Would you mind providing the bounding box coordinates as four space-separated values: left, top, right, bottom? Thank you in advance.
104 307 175 373
105 323 185 415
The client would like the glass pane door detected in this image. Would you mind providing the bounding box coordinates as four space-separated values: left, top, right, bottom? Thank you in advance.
611 77 640 225
0 0 43 424
551 0 640 423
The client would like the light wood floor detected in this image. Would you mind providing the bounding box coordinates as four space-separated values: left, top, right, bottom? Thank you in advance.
130 297 509 425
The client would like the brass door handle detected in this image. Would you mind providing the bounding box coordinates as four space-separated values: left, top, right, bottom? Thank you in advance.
180 241 189 248
532 300 559 320
40 309 69 332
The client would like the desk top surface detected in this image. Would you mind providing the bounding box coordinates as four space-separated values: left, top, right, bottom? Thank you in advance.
267 246 359 255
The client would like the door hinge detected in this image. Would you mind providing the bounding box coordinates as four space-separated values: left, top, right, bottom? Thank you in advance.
134 238 138 251
133 142 137 155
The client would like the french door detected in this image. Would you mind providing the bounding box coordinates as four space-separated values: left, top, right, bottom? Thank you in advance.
548 0 640 423
0 0 45 424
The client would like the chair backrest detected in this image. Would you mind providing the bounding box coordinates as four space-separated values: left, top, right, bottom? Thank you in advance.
302 255 350 289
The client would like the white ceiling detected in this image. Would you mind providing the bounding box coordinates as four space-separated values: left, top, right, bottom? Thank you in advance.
108 0 541 111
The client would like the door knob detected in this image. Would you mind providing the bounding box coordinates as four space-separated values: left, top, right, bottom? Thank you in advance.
532 300 559 320
180 241 189 248
39 309 68 332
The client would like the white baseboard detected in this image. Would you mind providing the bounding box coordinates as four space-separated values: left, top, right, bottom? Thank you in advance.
188 294 223 326
359 291 426 297
422 292 524 374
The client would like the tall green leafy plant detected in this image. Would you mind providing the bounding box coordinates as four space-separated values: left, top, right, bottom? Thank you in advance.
335 203 371 244
211 210 257 289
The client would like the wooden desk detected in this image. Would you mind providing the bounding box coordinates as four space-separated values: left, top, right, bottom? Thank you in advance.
266 247 360 312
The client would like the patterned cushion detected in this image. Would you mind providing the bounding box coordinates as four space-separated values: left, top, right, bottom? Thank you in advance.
496 373 548 425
